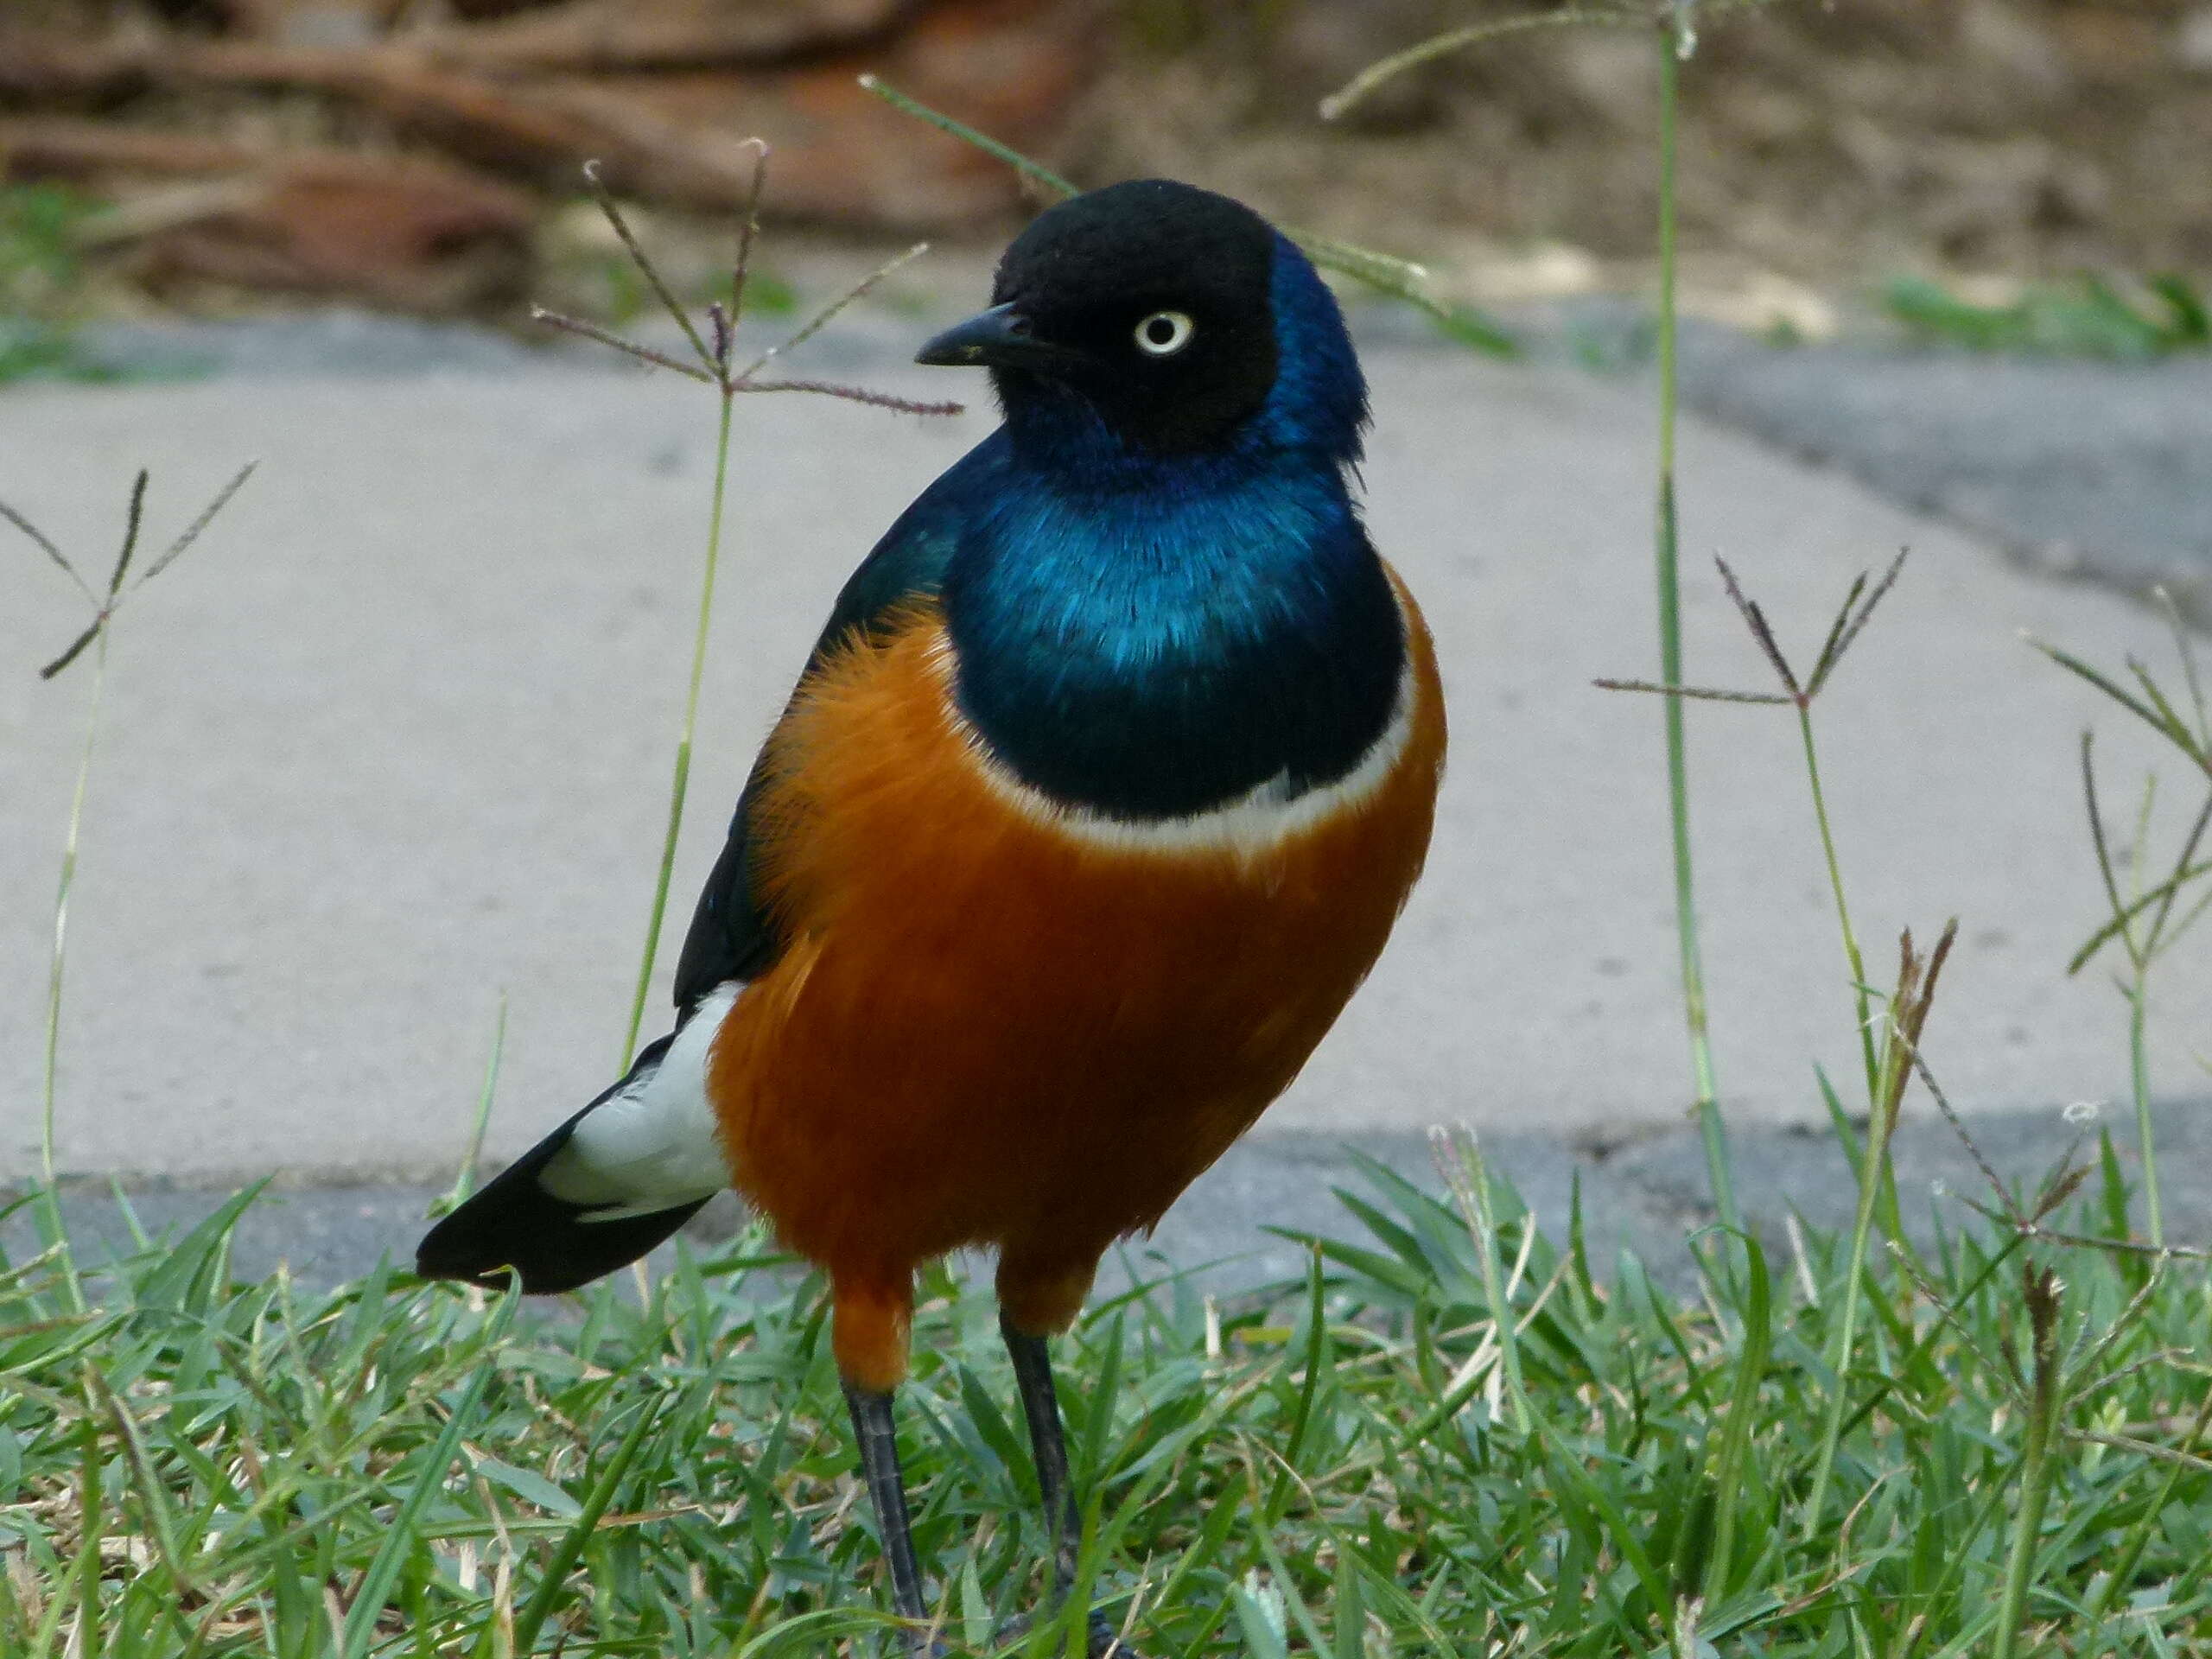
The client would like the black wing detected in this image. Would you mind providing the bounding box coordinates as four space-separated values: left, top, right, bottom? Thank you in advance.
414 1035 710 1293
668 433 1001 1015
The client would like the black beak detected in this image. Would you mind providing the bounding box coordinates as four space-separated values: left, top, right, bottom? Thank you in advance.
914 302 1078 372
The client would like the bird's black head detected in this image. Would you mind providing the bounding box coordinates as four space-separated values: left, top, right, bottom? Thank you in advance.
918 179 1339 458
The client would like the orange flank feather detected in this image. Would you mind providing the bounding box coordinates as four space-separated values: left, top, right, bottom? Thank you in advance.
707 577 1446 1393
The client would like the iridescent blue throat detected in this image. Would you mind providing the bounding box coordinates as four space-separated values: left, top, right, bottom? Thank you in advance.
940 238 1403 822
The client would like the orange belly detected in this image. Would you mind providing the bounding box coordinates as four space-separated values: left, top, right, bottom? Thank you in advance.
707 579 1445 1387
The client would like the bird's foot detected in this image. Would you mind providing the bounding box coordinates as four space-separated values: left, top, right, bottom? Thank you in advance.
989 1608 1144 1658
1082 1611 1147 1659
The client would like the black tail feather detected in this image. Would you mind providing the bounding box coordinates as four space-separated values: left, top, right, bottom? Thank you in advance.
416 1037 712 1294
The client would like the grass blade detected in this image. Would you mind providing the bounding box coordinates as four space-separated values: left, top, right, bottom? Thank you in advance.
507 1389 666 1653
340 1351 500 1659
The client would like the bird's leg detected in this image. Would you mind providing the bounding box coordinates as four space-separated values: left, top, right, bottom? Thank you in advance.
1002 1313 1083 1590
1001 1313 1141 1659
842 1382 934 1652
835 1275 938 1648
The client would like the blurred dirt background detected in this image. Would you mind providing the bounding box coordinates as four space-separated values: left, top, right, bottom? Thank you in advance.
1 0 2209 321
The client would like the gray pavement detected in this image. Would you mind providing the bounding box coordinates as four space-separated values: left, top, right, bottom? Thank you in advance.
5 304 2210 1287
68 301 2212 625
1675 326 2212 625
16 1096 2202 1300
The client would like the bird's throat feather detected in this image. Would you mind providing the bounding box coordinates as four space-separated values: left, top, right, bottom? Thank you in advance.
941 459 1404 823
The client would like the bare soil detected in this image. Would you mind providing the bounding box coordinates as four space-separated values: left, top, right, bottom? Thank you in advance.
5 1 2209 317
1080 1 2212 294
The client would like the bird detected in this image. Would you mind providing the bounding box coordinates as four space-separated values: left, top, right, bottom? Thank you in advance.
418 176 1446 1656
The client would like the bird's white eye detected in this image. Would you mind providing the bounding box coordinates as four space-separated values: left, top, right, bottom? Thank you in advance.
1133 310 1195 356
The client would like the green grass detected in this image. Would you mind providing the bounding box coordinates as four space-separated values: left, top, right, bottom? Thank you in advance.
13 10 2212 1655
0 182 129 387
4 1141 2209 1656
1885 274 2212 360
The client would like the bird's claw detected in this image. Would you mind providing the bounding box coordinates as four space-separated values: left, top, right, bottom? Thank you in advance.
985 1608 1144 1658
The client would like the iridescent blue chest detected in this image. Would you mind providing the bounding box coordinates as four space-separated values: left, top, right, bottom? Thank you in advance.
938 441 1403 819
804 232 1402 823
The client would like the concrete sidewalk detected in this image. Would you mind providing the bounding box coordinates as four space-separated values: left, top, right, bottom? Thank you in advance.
3 321 2207 1231
21 1096 2208 1300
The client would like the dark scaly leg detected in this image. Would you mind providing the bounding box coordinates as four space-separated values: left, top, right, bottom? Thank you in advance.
1001 1314 1143 1659
842 1382 937 1655
834 1274 942 1651
1003 1314 1082 1588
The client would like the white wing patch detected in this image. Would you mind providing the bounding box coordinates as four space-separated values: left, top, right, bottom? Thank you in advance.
541 982 740 1221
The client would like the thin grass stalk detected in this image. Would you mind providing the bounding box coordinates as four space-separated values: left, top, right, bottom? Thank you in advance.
1651 22 1735 1229
1697 1228 1771 1604
1317 7 1640 120
870 73 1509 350
35 626 109 1315
2124 789 2212 1251
1796 706 1909 1254
2126 987 2158 1248
619 385 737 1068
1806 924 1951 1531
507 1394 664 1653
21 465 248 1312
1440 1130 1534 1435
2083 735 2170 1247
34 1430 109 1648
2043 619 2212 1248
623 382 734 1071
449 995 509 1208
85 1364 194 1596
73 1417 101 1659
1991 1270 2063 1659
2111 775 2163 1251
2122 774 2167 1247
341 1346 501 1659
1802 993 1910 1534
1796 709 1878 1109
859 74 1077 199
571 156 946 1066
2084 1382 2212 1628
